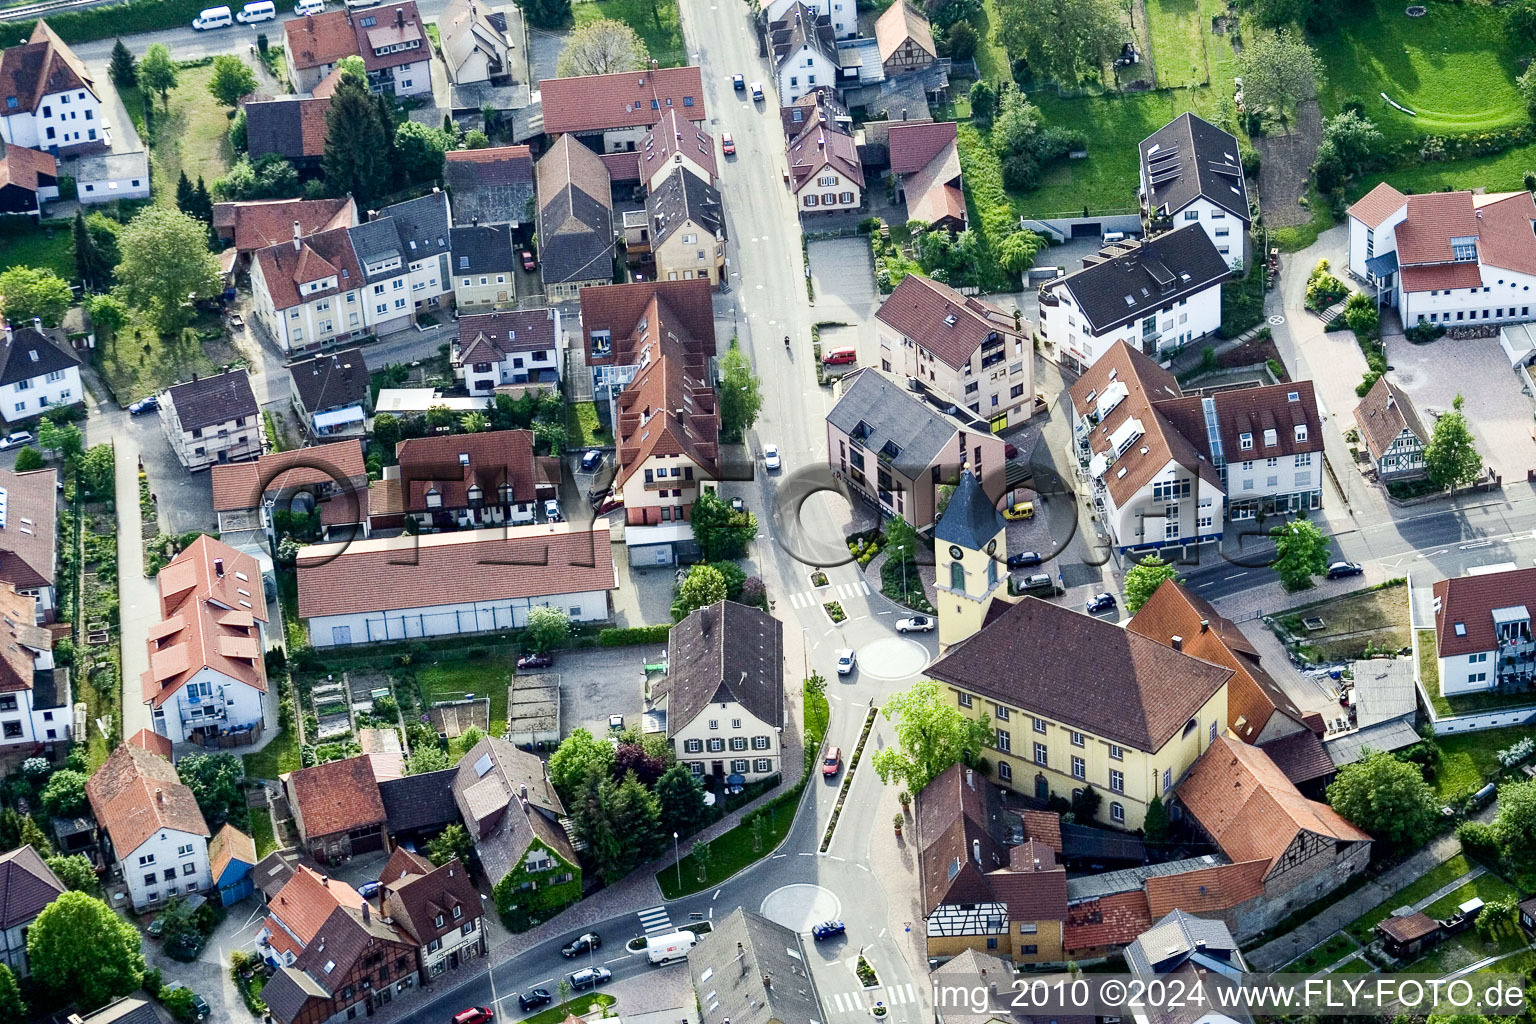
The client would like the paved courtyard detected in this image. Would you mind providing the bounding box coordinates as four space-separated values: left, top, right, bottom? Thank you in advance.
1384 333 1536 483
548 646 659 738
807 238 879 358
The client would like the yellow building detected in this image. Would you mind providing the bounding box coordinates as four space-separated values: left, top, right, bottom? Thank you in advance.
935 470 1009 652
927 597 1232 830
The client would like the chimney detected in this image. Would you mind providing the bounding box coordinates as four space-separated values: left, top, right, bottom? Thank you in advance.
395 5 404 26
1199 619 1210 633
155 788 163 803
972 838 981 865
362 901 371 923
520 783 528 799
32 317 41 333
1171 635 1182 652
321 876 329 887
214 557 225 578
965 768 974 789
293 221 302 251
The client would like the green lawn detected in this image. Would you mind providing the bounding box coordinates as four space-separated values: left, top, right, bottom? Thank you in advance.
971 0 1011 83
1332 956 1375 974
1433 726 1536 800
1313 0 1526 144
0 218 76 278
1354 142 1536 200
566 402 613 447
1345 854 1474 944
1421 871 1520 920
417 657 511 736
244 726 301 780
1145 0 1209 89
247 806 278 858
573 0 687 68
92 308 221 402
1404 919 1526 976
1274 580 1409 664
124 63 236 208
658 783 801 898
523 994 615 1024
1282 933 1360 973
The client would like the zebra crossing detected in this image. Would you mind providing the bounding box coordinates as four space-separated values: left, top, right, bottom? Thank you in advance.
788 580 870 609
827 985 918 1015
637 905 673 935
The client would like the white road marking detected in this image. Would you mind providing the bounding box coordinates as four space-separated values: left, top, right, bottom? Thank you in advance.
829 855 844 861
1224 572 1246 580
856 863 870 871
772 853 787 859
713 888 722 900
604 956 627 965
799 851 815 856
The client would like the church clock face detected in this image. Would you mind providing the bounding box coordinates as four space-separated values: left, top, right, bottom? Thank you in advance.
949 545 965 560
986 539 998 554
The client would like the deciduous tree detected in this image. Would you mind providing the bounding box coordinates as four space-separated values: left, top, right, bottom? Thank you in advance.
689 490 758 561
1123 554 1182 613
405 743 453 775
116 208 221 333
1326 749 1439 847
395 120 453 186
40 770 89 817
995 0 1120 86
27 891 147 1011
12 448 44 472
525 605 570 653
85 294 129 343
0 266 72 327
46 853 100 895
1493 780 1536 873
424 823 474 866
871 680 995 794
674 564 727 619
718 339 762 444
556 17 648 76
0 964 23 1020
1269 517 1329 591
548 728 616 802
1424 394 1483 491
1234 30 1323 123
72 210 112 291
138 44 177 107
177 752 246 829
209 54 258 106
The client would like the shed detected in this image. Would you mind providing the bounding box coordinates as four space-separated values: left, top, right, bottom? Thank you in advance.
1376 911 1440 958
209 823 257 905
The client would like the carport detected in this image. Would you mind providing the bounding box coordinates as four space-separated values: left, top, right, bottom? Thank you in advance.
1500 322 1536 367
625 522 699 566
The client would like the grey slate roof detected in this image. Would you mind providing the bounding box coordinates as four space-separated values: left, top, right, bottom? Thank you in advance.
1066 854 1228 901
934 469 1002 550
1124 908 1244 977
378 768 459 835
646 166 725 248
0 322 81 386
451 224 517 275
261 966 329 1023
165 369 257 431
348 218 405 282
659 600 784 738
445 148 535 228
289 347 368 415
78 996 174 1024
827 367 977 480
380 191 452 260
690 908 824 1024
1139 113 1250 222
1051 225 1231 334
535 135 614 286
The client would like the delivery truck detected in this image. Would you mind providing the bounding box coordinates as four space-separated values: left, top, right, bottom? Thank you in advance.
645 931 697 965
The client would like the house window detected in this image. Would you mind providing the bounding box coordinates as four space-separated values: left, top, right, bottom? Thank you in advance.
1071 756 1086 780
1033 743 1047 766
730 737 747 751
958 693 972 707
1163 768 1173 791
732 759 749 773
182 863 197 876
707 738 725 752
994 705 1009 721
684 739 702 753
1033 718 1046 734
1239 432 1253 450
1111 802 1125 823
1110 769 1124 793
752 735 771 749
998 761 1012 781
754 758 772 773
996 730 1011 753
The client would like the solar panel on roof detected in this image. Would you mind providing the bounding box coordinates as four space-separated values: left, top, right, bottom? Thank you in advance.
1148 166 1182 186
1208 161 1242 178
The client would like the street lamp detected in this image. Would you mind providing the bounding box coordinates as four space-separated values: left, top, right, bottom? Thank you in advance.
673 831 681 891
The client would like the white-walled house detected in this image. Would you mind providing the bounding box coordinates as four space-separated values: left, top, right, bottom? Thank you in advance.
0 467 60 624
86 744 212 910
1432 567 1536 698
160 369 261 471
0 581 63 752
1348 184 1536 328
788 121 863 216
764 0 856 39
1139 113 1250 270
0 23 103 155
297 524 615 647
1038 226 1230 374
651 601 785 785
143 537 269 747
0 320 82 422
768 3 841 105
75 151 151 205
1067 340 1324 555
452 308 562 392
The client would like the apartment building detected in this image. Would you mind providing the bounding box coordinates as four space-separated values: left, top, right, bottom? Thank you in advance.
159 370 261 471
1139 113 1250 270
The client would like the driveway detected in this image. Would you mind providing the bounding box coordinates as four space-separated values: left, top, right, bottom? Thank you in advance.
1384 333 1536 483
807 238 878 350
544 647 656 738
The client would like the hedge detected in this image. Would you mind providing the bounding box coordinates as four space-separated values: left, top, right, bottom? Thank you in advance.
12 0 211 46
597 624 672 647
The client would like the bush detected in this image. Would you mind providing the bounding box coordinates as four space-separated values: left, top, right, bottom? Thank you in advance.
1305 259 1348 310
597 624 673 647
1458 819 1500 864
1343 292 1378 339
1405 320 1445 344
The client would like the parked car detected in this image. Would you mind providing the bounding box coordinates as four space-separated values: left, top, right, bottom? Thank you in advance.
562 932 602 957
1326 561 1364 580
357 879 381 898
596 494 624 516
544 498 563 522
163 984 209 1021
895 615 933 633
165 931 206 962
517 652 553 670
821 747 841 777
568 967 612 990
836 648 856 675
1085 593 1117 614
733 73 745 90
1020 573 1053 593
811 920 846 940
763 444 781 470
129 396 159 415
721 131 736 156
0 431 35 450
581 449 603 472
453 1009 495 1024
1002 501 1035 521
518 989 552 1012
521 250 537 271
1008 551 1042 569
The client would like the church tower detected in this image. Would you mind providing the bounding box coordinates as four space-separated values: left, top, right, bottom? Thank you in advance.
935 470 1009 651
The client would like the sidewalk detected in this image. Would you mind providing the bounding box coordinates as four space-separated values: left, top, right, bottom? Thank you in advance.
115 435 159 742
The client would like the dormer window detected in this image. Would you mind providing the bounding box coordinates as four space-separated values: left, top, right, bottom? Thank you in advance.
426 488 442 508
1262 429 1277 447
1452 237 1477 262
467 485 482 502
452 905 462 919
434 913 444 927
1294 424 1308 443
1239 432 1253 451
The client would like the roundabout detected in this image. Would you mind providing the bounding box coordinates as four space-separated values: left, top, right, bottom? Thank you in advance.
759 883 842 932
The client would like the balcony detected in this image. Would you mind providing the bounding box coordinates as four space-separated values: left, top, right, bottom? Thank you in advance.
643 476 692 491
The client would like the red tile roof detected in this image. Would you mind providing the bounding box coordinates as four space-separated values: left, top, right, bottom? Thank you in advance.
874 0 935 63
210 822 257 879
888 121 955 175
1353 375 1428 462
86 744 209 854
1144 860 1268 919
0 142 57 194
1397 191 1478 266
251 226 364 312
127 728 172 759
1400 262 1483 292
143 536 268 708
296 523 616 619
211 440 369 513
614 336 720 488
1019 810 1062 853
875 273 1020 370
214 197 356 254
393 428 544 512
1177 735 1369 871
357 3 429 73
266 864 365 945
287 753 386 839
0 21 94 116
577 279 716 366
0 467 58 592
1346 182 1406 230
598 151 641 183
1063 890 1150 950
0 581 45 694
1433 566 1536 658
1472 190 1536 277
541 66 705 136
788 121 864 192
284 10 358 71
640 107 717 182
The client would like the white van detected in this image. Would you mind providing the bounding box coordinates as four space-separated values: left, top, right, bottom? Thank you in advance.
344 0 380 9
293 0 325 13
237 0 276 21
644 931 697 965
1101 230 1127 246
192 5 233 27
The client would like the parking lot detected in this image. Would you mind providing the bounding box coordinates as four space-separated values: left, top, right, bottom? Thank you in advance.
807 238 878 357
547 646 659 738
1384 333 1536 482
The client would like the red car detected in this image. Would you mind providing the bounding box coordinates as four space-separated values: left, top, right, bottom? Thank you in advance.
453 1009 494 1024
521 250 537 271
822 746 841 777
721 131 736 156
